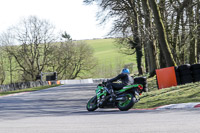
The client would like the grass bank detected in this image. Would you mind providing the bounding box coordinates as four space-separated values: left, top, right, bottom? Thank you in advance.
0 84 61 96
134 82 200 109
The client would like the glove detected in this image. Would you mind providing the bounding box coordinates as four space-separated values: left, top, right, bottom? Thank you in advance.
102 81 107 85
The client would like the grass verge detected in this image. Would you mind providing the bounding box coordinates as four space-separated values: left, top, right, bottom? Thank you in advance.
0 84 61 96
134 82 200 109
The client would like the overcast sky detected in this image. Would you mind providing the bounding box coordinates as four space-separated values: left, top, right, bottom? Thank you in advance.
0 0 111 40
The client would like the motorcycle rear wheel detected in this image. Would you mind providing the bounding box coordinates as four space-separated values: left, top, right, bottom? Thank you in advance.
117 93 134 111
86 96 98 111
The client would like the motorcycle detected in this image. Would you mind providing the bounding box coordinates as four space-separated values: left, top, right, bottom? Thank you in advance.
86 81 145 111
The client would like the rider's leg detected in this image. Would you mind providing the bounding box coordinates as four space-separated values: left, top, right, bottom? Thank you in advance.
106 83 116 97
111 83 125 90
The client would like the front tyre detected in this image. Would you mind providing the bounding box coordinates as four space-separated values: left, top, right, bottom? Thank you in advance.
117 93 134 111
86 96 98 111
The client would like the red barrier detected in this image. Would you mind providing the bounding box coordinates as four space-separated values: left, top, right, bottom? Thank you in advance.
156 66 177 89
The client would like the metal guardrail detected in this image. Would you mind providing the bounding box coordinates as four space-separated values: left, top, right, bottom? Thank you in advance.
0 81 49 92
0 78 107 92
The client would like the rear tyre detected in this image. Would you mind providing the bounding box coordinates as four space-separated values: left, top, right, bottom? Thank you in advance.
117 93 134 111
86 96 98 111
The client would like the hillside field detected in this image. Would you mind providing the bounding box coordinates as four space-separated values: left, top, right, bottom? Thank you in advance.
84 38 138 77
85 39 135 65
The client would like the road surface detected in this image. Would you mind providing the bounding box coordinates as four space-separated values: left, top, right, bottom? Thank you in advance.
0 84 200 133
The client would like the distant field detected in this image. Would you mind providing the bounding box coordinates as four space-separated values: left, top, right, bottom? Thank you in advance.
84 39 137 77
85 39 135 64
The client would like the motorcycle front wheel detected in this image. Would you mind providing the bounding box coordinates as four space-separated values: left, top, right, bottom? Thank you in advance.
117 93 134 111
86 96 98 111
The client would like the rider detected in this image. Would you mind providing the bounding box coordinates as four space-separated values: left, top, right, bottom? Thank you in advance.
106 68 134 98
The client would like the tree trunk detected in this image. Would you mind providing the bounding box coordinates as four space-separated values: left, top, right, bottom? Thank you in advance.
142 0 159 77
130 0 143 75
188 0 197 64
171 0 191 64
8 56 13 84
179 10 186 64
197 0 200 62
149 0 176 67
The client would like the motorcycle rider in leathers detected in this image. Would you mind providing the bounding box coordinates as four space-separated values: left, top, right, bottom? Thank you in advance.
105 68 134 99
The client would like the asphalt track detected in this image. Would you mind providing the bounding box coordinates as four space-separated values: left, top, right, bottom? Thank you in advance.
0 84 200 133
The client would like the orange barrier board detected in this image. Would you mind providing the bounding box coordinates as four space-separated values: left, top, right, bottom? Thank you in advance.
156 66 177 89
48 81 51 85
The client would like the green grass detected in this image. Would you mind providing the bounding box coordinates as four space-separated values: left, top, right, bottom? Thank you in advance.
0 84 61 96
84 39 139 78
134 82 200 109
85 39 136 67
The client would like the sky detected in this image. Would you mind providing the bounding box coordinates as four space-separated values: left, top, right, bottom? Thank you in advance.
0 0 112 40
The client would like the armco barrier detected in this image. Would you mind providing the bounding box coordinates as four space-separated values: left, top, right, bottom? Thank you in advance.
0 81 49 92
93 78 107 83
60 78 109 84
60 79 94 84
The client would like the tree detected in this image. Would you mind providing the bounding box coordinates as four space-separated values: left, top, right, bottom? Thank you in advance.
48 40 97 79
0 29 18 83
84 0 144 75
188 0 197 64
197 0 200 62
148 0 176 67
3 16 56 81
141 0 159 76
84 0 200 76
0 47 6 84
61 31 72 41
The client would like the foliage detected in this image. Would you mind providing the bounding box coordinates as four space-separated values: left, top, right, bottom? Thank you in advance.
0 16 98 83
84 0 200 77
2 16 56 81
48 41 97 79
0 49 5 84
61 31 72 41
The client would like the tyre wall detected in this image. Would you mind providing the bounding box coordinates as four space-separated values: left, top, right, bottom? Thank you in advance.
175 64 200 85
190 64 200 82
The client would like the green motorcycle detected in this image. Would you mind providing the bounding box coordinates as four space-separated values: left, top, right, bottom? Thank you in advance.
86 81 145 111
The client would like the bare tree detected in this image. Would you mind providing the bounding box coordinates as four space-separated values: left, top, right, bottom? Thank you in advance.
49 40 97 79
188 0 197 64
0 47 6 84
3 16 56 81
148 0 176 67
141 0 159 76
84 0 144 75
197 0 200 62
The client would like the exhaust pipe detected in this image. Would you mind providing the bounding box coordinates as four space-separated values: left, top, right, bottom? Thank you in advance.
116 97 126 101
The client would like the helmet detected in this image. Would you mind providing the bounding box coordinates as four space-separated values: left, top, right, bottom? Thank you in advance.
121 68 130 74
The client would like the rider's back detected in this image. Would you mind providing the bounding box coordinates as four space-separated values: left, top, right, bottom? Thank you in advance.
109 73 134 85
